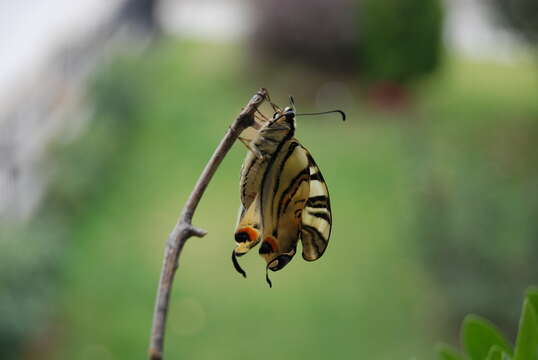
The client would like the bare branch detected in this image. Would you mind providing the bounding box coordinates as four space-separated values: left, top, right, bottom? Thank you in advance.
148 88 268 360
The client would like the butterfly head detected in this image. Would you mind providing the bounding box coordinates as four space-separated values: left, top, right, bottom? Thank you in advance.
272 106 296 123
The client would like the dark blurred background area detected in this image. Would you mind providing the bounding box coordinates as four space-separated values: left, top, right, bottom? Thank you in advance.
1 0 537 359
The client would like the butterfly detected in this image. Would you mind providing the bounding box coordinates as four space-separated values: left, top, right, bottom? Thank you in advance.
231 96 345 287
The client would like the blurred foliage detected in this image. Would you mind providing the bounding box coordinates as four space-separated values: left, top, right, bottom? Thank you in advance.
436 287 538 360
48 42 537 360
490 0 538 44
0 58 142 360
414 60 538 337
50 42 434 359
3 39 537 360
358 0 443 84
47 57 144 214
0 221 63 360
250 0 443 86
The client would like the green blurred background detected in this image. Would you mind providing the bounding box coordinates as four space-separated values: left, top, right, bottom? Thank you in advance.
1 0 537 359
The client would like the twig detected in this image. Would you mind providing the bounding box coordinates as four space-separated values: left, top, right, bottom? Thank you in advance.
148 88 268 360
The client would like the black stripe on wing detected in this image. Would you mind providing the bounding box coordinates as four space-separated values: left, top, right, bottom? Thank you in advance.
240 154 260 208
306 196 330 209
258 137 296 224
300 147 332 261
306 210 332 224
301 225 328 261
280 166 310 215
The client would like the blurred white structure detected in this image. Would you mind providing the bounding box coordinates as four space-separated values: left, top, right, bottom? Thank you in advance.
159 0 251 41
0 0 157 221
0 2 120 109
443 0 530 62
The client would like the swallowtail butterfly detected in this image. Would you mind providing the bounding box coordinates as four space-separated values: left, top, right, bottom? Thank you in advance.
232 95 345 287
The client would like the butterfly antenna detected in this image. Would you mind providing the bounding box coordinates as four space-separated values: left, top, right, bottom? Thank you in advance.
289 96 296 112
231 251 247 278
296 110 346 121
265 263 273 288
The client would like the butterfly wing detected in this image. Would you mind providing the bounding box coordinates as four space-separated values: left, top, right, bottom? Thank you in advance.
234 115 292 236
300 149 332 261
258 140 310 271
234 146 263 257
233 114 295 261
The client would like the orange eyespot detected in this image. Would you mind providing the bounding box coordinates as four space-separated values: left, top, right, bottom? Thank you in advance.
235 227 259 243
264 236 279 253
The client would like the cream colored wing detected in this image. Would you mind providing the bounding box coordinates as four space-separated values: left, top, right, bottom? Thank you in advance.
300 149 332 261
233 113 295 264
233 144 264 277
258 140 310 273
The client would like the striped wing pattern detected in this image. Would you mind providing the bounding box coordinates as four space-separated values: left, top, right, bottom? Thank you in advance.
237 150 261 219
258 141 310 269
234 140 332 267
233 107 333 284
300 151 332 261
233 151 263 257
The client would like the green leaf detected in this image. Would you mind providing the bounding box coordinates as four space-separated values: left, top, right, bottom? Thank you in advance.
526 287 538 315
462 315 513 360
487 345 511 360
436 343 466 360
513 296 538 360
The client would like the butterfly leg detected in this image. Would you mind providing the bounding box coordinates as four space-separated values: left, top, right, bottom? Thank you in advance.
238 137 265 160
255 109 269 122
252 111 269 130
264 92 281 113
